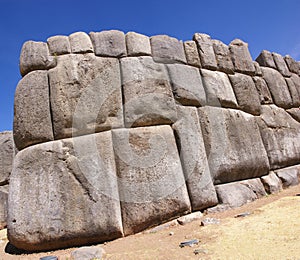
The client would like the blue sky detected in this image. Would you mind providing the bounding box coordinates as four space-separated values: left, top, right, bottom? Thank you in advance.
0 0 299 131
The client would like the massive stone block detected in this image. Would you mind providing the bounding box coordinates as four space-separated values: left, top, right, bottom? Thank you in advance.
257 105 300 169
184 40 201 67
112 125 191 235
252 76 273 104
212 39 234 74
167 64 206 106
47 35 71 55
261 172 283 194
172 106 218 210
272 52 291 77
285 78 300 107
0 132 14 185
120 56 177 127
290 73 300 97
201 69 238 108
274 165 300 188
285 55 299 74
8 132 123 251
125 32 151 56
14 70 54 150
198 107 270 184
286 108 300 123
69 32 94 54
49 54 123 139
253 61 263 76
0 185 8 229
255 50 276 69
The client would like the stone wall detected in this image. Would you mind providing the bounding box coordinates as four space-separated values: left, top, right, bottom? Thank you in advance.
7 30 300 251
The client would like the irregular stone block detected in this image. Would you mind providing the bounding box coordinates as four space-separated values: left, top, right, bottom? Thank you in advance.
255 50 276 69
252 76 273 104
193 33 217 70
285 55 299 74
0 185 8 229
90 30 126 57
198 107 270 184
253 61 262 76
177 211 203 225
71 246 105 260
200 69 238 108
47 35 71 55
125 31 151 56
0 132 14 185
290 73 300 97
19 41 56 76
212 39 234 74
14 70 54 150
8 132 123 251
285 78 300 107
112 125 191 235
167 64 206 106
286 108 300 123
261 67 293 109
257 105 300 169
275 165 300 188
261 172 283 194
150 35 186 64
229 73 261 115
272 52 291 77
184 41 201 67
172 106 218 210
49 54 123 139
229 39 255 75
69 32 93 54
120 56 177 127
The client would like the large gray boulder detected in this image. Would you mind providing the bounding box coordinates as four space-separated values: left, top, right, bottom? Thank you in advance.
212 39 234 74
69 32 94 54
285 78 300 107
125 32 151 56
198 107 270 184
49 54 123 139
285 55 299 74
252 76 273 104
120 56 177 127
47 35 71 55
184 40 201 67
0 185 9 229
0 132 14 184
290 73 300 97
274 165 300 188
8 131 123 251
14 70 54 150
261 172 283 194
255 50 276 69
112 125 191 235
272 52 291 77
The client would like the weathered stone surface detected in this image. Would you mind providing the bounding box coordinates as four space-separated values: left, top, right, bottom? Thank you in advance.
184 41 201 67
286 108 300 123
255 50 276 69
150 35 186 64
69 32 93 54
198 107 270 184
19 41 56 76
229 39 255 75
261 172 283 194
167 64 206 106
47 35 71 55
49 54 123 139
252 76 273 104
112 125 191 235
90 30 126 57
275 165 300 188
120 56 177 127
257 105 300 169
0 185 8 229
71 246 105 260
172 106 218 210
285 78 300 107
0 132 14 185
261 67 293 109
229 73 261 115
285 55 299 74
212 39 234 74
290 73 300 97
14 70 54 150
193 33 217 70
253 61 262 76
125 31 151 56
272 52 291 77
177 211 203 225
8 132 123 251
200 69 238 108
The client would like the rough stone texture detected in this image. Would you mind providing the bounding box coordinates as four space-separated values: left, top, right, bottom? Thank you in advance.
272 52 291 77
47 35 71 55
285 55 299 74
8 132 123 251
14 70 54 150
120 56 177 127
0 185 8 229
71 246 105 260
285 78 300 107
177 211 203 225
290 73 300 97
198 107 270 184
252 76 273 104
253 61 263 76
172 106 218 211
184 41 201 67
167 64 206 106
212 39 234 74
261 172 283 194
0 132 14 185
255 50 276 69
90 30 126 57
229 73 261 115
193 33 217 70
229 39 255 75
126 31 151 56
19 41 56 76
200 69 238 108
261 67 293 109
49 54 123 139
275 165 300 189
112 125 191 235
69 32 93 54
286 108 300 123
257 105 300 170
150 35 186 64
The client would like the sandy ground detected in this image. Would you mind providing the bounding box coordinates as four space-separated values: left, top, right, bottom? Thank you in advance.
0 184 299 260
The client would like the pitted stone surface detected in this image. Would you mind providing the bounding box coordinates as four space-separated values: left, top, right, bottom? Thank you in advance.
252 76 273 104
272 52 291 77
126 32 151 56
69 32 93 54
0 132 14 185
255 50 276 69
212 39 234 74
261 172 283 194
184 41 201 67
47 35 71 55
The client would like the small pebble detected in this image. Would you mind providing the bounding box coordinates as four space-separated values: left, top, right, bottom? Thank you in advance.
194 248 208 255
234 212 251 218
169 231 174 236
201 218 220 226
179 239 199 248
